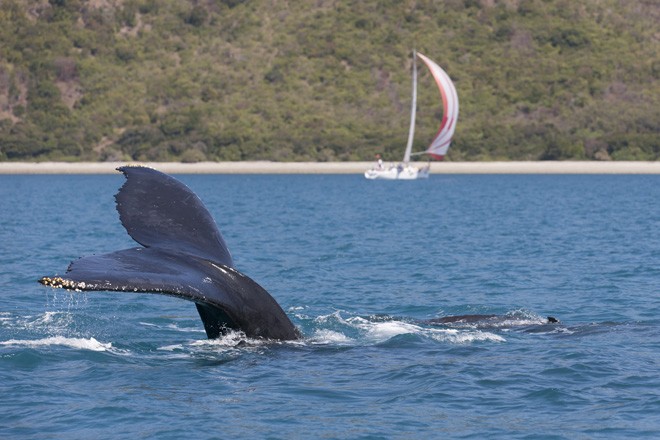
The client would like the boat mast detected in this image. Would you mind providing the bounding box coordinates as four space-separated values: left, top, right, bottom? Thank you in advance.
403 50 417 164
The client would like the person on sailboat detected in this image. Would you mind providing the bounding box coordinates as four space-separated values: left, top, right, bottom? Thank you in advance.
375 154 384 170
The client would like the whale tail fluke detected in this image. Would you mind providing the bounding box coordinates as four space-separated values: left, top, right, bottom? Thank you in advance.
39 166 300 341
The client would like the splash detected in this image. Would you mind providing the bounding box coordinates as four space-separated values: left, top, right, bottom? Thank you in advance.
1 311 75 333
190 330 258 348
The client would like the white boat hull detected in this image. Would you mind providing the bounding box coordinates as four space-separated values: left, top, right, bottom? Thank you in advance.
364 165 429 180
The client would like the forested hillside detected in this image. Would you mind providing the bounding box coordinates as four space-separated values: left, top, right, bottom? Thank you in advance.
0 0 658 162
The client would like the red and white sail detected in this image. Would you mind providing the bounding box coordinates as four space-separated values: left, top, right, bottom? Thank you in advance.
416 52 459 160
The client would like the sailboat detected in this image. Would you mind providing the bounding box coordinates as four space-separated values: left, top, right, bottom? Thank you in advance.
365 51 459 180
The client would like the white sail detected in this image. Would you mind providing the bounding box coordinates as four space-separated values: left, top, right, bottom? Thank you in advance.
402 51 417 164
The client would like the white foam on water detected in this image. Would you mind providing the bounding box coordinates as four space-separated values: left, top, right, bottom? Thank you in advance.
190 330 266 348
158 344 185 351
428 328 506 343
339 315 506 345
314 310 350 325
1 336 114 352
139 321 205 333
310 329 354 345
551 326 575 335
493 318 545 328
356 319 423 342
155 344 197 359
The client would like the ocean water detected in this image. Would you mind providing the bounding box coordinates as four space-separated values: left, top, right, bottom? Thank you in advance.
1 172 659 439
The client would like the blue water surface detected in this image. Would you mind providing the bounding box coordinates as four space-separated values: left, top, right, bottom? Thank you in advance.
1 173 659 439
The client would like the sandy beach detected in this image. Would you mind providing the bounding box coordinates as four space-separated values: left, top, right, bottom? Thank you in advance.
1 161 659 174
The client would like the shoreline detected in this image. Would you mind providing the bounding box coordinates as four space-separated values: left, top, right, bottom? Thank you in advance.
1 161 659 174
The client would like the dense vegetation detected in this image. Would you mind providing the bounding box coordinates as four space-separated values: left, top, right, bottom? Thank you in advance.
0 0 658 162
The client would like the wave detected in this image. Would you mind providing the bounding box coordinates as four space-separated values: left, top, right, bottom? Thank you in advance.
1 336 114 352
1 311 129 355
150 311 507 355
307 311 506 345
7 308 629 359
